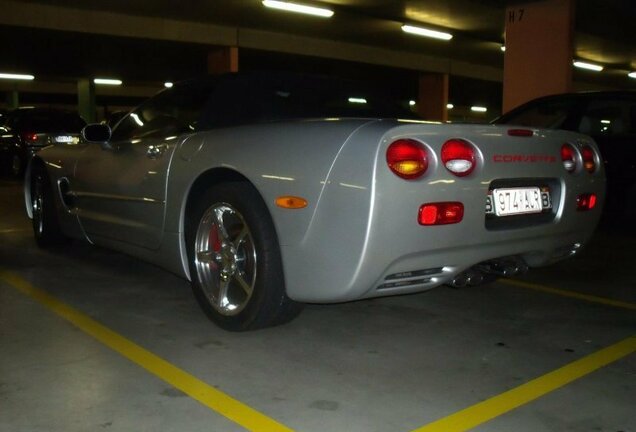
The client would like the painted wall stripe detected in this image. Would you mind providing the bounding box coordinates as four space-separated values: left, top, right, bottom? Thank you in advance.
412 334 636 432
502 278 636 311
0 270 293 432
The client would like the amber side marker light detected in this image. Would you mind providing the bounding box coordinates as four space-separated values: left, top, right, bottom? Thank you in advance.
276 196 308 209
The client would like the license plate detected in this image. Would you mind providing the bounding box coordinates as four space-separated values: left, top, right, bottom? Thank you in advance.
54 135 78 144
492 187 543 216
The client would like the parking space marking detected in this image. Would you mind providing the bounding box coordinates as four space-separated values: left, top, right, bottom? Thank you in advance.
501 278 636 311
413 334 636 432
0 228 29 234
0 270 293 432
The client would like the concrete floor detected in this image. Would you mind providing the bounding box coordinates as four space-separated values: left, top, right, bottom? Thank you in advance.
1 177 635 432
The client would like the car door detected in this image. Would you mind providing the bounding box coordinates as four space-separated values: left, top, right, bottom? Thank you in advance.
73 86 205 250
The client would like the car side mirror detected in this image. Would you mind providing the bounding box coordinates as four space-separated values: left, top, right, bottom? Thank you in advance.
82 123 112 143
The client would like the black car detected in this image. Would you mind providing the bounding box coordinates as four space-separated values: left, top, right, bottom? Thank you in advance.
0 107 86 177
493 91 636 218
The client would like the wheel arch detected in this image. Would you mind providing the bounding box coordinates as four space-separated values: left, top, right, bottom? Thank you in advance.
179 167 269 281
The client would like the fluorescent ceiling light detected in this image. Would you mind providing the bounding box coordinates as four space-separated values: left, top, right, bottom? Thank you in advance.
573 61 603 72
409 100 416 106
401 25 453 41
628 72 636 79
600 119 611 124
164 82 174 88
0 73 34 80
446 103 454 109
348 97 367 104
262 0 334 17
94 78 122 85
471 106 487 113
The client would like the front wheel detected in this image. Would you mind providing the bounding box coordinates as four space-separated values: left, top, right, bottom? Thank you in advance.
186 182 302 331
31 165 68 247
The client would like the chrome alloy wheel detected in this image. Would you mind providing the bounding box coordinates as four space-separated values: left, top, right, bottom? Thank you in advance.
31 176 44 237
194 203 257 316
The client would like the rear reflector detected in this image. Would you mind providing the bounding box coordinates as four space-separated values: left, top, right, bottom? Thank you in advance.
419 202 464 225
21 132 38 142
576 193 597 211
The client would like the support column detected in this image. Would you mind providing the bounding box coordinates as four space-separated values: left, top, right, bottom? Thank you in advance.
8 89 19 109
417 73 449 122
208 46 239 75
78 79 96 123
503 0 575 113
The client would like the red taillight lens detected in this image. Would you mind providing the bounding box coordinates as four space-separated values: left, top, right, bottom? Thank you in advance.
561 143 577 173
418 202 464 225
441 139 476 177
386 139 428 179
580 145 596 173
21 132 38 142
576 193 597 211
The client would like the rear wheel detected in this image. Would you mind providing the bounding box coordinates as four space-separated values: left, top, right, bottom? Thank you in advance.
186 182 302 331
31 165 68 247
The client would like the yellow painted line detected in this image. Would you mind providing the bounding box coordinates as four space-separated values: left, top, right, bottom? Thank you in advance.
413 334 636 432
501 278 636 311
0 228 30 234
0 270 293 432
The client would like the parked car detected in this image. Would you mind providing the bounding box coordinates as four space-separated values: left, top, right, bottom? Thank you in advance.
24 72 605 330
493 91 636 217
0 107 86 177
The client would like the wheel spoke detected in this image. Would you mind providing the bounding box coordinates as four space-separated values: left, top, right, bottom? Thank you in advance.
196 250 221 265
217 278 230 308
234 271 253 296
212 207 231 244
233 225 249 249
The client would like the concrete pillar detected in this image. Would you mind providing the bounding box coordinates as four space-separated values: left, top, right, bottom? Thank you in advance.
502 0 575 113
208 46 239 75
78 78 96 123
417 73 449 122
7 89 19 109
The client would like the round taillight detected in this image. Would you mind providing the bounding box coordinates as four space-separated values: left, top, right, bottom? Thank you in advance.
561 143 577 173
441 139 476 177
580 145 596 173
386 139 428 179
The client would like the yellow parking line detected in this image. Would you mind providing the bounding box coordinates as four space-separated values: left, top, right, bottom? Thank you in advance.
413 334 636 432
501 278 636 311
0 270 293 432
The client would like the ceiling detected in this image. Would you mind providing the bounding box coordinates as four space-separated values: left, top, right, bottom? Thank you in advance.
1 0 635 115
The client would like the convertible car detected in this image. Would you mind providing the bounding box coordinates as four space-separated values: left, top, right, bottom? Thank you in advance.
24 73 605 330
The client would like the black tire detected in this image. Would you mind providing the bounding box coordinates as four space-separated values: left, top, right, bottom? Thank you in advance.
186 182 302 331
10 153 24 178
30 165 69 247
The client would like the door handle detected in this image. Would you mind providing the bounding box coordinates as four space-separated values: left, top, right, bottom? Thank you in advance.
146 144 167 159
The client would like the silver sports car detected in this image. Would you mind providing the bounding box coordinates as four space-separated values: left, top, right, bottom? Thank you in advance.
24 73 605 330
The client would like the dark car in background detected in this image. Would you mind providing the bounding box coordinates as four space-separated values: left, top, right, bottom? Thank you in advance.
493 91 636 219
0 107 86 177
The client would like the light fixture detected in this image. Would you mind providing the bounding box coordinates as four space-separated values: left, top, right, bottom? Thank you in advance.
446 103 454 110
500 45 506 52
573 61 603 72
471 106 487 113
164 82 174 88
628 72 636 79
348 97 367 104
94 78 123 85
0 73 35 80
401 25 453 41
409 100 416 106
262 0 334 17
